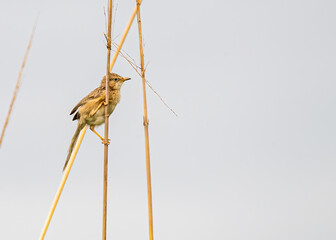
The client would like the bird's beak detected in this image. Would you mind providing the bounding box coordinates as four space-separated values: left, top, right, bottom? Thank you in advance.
123 77 131 81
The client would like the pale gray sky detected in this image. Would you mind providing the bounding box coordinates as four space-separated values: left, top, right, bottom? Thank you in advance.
1 0 336 239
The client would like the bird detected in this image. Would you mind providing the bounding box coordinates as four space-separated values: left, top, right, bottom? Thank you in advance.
63 72 130 171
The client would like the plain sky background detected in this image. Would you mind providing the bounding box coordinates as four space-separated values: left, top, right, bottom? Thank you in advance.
1 0 336 239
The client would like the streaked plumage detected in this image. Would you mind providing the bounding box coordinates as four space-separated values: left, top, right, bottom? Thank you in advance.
63 72 130 171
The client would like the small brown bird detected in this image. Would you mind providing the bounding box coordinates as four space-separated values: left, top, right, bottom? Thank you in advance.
63 72 130 171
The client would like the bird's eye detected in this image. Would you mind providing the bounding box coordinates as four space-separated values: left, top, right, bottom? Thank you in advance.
113 78 118 81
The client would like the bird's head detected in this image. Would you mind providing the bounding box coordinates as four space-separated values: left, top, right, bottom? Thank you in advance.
101 72 131 89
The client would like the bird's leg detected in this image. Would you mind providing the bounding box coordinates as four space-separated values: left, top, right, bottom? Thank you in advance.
89 101 104 117
89 126 110 144
89 126 104 141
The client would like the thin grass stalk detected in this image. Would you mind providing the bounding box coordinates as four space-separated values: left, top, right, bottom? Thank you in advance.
136 2 154 240
111 41 178 117
109 0 142 73
0 20 38 147
103 0 113 239
39 126 88 240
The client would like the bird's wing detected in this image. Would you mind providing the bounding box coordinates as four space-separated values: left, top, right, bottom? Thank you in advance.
70 86 105 115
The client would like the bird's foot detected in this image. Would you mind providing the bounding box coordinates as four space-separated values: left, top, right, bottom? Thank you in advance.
102 138 110 145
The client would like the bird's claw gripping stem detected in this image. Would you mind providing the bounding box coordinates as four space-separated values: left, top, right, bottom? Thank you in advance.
102 139 110 145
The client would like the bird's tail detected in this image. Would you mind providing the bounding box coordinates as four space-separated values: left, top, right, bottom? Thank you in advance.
63 121 85 171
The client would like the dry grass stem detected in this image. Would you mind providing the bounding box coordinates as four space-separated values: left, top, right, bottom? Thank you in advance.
39 126 88 240
109 0 142 73
0 19 38 147
103 0 113 239
136 1 154 239
144 80 178 117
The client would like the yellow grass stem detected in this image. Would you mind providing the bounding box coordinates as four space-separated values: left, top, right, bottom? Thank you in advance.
136 2 154 240
109 0 142 73
39 125 88 240
103 0 113 239
0 19 38 147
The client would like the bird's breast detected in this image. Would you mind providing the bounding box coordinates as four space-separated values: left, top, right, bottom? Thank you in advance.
84 90 121 126
108 91 121 107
